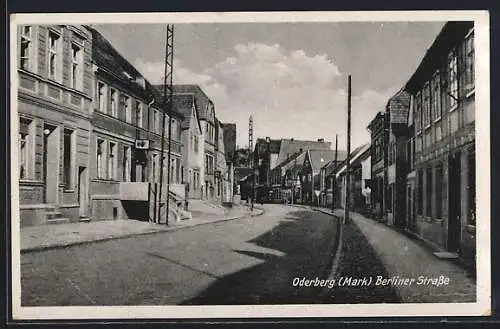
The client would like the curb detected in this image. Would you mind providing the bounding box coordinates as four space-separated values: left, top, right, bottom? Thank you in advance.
21 208 265 254
286 204 345 297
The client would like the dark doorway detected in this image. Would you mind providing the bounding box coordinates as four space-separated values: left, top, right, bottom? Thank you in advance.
447 151 462 253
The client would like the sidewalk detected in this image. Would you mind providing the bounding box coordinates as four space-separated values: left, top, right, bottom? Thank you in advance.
305 205 476 303
20 205 264 253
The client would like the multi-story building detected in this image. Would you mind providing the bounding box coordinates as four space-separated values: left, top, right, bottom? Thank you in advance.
300 149 337 205
385 89 412 227
88 27 184 223
404 21 475 259
367 111 389 220
215 119 229 203
171 93 204 199
17 24 94 226
222 123 236 203
264 138 332 201
173 85 217 201
319 150 347 208
334 143 371 212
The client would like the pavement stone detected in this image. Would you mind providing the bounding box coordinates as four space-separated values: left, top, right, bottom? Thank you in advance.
20 205 263 253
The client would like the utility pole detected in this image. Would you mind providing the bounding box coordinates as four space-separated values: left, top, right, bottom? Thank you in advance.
159 24 174 225
344 75 351 225
332 133 338 212
249 115 254 211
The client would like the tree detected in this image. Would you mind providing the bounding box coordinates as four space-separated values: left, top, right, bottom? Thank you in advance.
233 147 251 167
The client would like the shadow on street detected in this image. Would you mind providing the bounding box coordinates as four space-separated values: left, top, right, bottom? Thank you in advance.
181 210 340 305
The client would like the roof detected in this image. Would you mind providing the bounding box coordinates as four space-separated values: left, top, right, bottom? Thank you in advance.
172 85 215 122
404 21 473 92
255 139 282 155
87 26 183 118
336 143 371 177
274 139 332 169
171 94 197 130
307 149 339 173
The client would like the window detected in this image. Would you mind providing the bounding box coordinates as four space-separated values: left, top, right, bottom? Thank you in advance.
71 43 83 90
123 95 131 122
19 118 34 179
417 170 423 215
436 163 443 219
152 110 158 133
96 139 105 179
108 142 117 180
414 91 422 132
422 83 431 128
48 30 61 82
97 82 107 112
467 148 476 225
194 135 199 152
20 26 34 71
425 167 432 217
448 50 459 110
170 158 175 182
463 30 475 95
123 146 131 182
432 73 442 121
110 88 118 117
171 119 176 139
152 153 158 182
63 129 75 189
387 184 393 212
176 158 180 183
135 101 143 128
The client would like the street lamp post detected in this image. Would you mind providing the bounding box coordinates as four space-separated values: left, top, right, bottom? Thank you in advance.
266 136 270 203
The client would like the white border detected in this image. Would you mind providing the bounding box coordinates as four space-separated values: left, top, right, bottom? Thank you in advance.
10 10 491 320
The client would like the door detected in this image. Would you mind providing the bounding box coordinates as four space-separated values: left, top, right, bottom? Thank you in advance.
78 166 88 217
43 124 59 204
406 183 414 230
447 152 462 252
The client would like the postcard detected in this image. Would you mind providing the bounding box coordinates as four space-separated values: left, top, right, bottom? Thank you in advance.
10 10 490 320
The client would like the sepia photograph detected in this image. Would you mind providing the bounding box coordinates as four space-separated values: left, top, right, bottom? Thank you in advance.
10 11 490 319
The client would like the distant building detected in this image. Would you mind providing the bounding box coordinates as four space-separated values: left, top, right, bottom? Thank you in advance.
334 144 371 212
170 93 204 199
173 85 217 201
367 111 389 220
300 149 338 205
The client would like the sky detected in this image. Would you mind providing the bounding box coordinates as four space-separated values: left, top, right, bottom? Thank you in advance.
93 21 445 150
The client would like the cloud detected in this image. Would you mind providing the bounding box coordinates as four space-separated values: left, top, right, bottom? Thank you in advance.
134 43 396 150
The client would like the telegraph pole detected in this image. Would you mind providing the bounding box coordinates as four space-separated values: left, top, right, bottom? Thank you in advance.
332 133 338 212
159 24 174 225
344 75 351 225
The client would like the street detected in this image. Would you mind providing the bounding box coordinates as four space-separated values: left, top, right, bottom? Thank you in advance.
21 205 341 306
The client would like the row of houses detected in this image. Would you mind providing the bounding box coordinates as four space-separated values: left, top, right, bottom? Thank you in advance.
16 24 236 227
325 21 476 261
250 21 476 261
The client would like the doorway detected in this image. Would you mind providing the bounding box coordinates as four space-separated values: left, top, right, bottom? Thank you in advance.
406 182 415 230
77 166 88 217
43 124 59 204
447 151 462 253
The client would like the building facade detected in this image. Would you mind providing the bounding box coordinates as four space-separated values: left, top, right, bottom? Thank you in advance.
367 112 389 220
404 22 475 258
17 24 94 226
172 93 204 199
88 27 184 223
385 90 412 227
173 85 217 202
